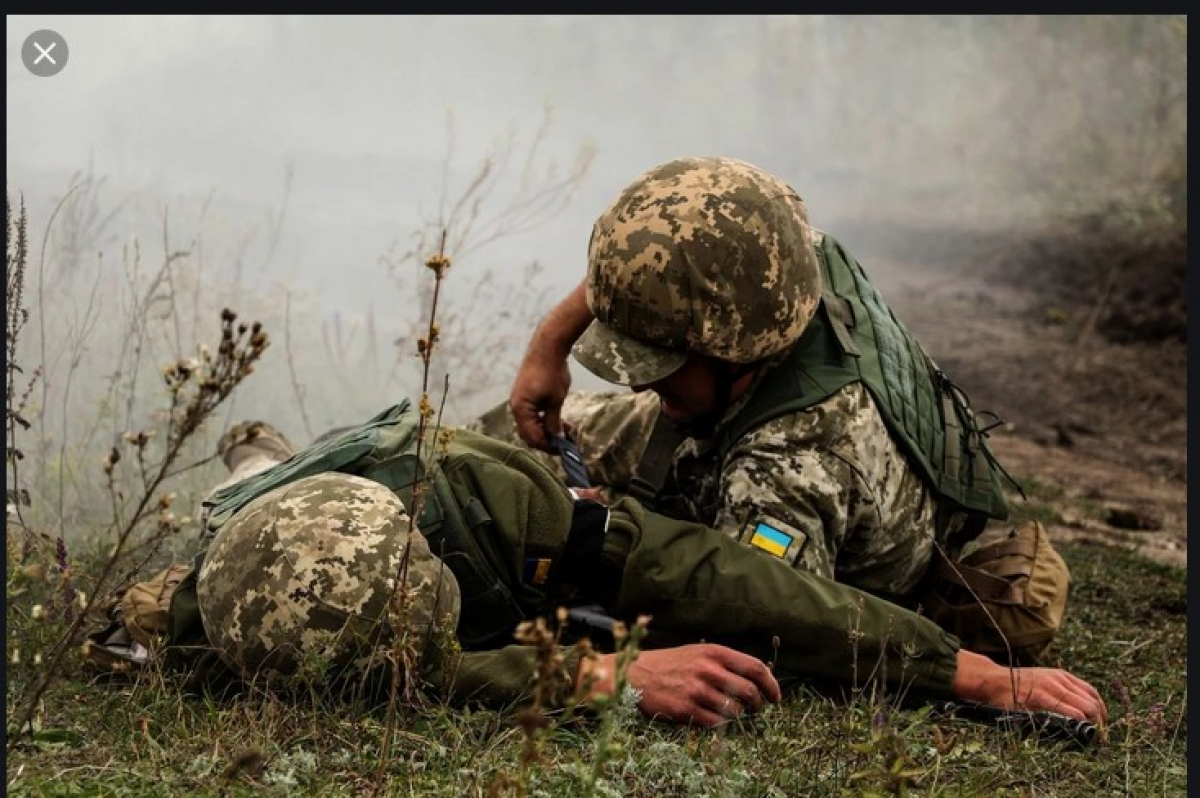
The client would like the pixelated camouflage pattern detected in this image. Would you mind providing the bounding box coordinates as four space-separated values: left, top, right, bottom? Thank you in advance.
574 156 822 386
466 391 661 504
197 472 461 679
477 384 945 599
700 383 939 597
573 328 689 389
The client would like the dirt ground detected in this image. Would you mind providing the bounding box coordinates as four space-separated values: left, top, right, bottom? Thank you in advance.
857 219 1188 569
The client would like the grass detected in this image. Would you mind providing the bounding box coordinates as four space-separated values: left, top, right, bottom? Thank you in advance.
1006 476 1118 529
6 87 1188 795
5 541 1186 797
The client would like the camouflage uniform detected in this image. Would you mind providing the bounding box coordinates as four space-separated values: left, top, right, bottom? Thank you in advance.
180 408 962 710
178 158 996 706
472 383 940 600
475 156 991 605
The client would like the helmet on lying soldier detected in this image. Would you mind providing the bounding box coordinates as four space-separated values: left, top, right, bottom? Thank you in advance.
196 472 461 685
574 156 823 386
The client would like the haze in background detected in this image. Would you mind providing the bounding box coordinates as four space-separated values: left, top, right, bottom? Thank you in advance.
6 15 1185 437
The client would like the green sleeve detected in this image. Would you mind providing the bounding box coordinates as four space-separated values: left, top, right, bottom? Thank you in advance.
431 645 587 710
604 499 962 697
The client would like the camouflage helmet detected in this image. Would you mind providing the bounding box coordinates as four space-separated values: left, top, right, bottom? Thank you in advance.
573 156 822 386
196 472 461 681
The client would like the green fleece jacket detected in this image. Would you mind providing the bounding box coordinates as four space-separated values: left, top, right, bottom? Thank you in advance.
171 405 961 709
437 493 960 708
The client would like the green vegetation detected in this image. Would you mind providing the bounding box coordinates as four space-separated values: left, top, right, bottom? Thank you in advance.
5 543 1186 796
6 18 1187 794
12 174 1185 795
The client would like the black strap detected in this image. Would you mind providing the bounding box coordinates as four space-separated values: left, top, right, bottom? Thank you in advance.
547 499 623 610
548 432 591 489
423 490 527 650
549 499 610 586
628 409 685 511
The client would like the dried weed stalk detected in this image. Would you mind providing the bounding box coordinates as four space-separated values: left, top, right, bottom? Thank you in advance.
383 107 594 415
512 611 573 783
371 234 455 794
370 117 592 788
583 616 650 796
7 192 40 542
7 307 269 747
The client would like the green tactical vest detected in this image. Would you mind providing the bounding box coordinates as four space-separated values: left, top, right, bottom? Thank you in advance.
716 232 1010 521
195 400 568 650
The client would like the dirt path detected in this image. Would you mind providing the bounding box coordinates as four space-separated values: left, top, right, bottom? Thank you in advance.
872 244 1187 569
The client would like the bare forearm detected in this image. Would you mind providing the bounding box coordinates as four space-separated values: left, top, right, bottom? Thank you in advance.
510 280 596 449
527 280 592 360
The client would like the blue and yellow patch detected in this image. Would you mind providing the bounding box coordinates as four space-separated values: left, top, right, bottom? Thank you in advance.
741 517 807 562
523 557 552 586
749 521 792 557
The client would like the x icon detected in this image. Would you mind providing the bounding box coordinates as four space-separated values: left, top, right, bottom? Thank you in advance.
23 30 69 76
33 41 57 65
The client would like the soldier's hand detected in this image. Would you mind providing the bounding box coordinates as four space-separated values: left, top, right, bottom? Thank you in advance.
602 643 781 727
510 281 593 451
510 341 573 452
951 649 1108 725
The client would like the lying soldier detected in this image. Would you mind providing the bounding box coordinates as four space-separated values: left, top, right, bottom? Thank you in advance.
95 400 1106 729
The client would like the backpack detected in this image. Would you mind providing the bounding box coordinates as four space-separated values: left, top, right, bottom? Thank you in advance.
918 520 1071 665
83 563 192 672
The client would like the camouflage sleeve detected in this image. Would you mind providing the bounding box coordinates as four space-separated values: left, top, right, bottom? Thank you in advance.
433 645 587 710
466 390 660 501
713 383 937 598
562 390 660 492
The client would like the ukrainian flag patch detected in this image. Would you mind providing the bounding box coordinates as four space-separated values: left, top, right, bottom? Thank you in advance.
742 517 807 561
523 557 552 586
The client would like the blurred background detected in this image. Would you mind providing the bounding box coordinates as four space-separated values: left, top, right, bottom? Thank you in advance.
6 15 1186 537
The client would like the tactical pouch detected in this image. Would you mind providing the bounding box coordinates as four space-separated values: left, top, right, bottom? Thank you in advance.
84 563 194 673
919 520 1070 665
120 563 194 649
419 488 526 652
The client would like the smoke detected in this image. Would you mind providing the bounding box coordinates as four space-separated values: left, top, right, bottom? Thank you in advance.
5 15 1186 437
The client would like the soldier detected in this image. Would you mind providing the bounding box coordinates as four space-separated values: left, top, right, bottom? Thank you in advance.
153 404 1105 729
489 156 1072 665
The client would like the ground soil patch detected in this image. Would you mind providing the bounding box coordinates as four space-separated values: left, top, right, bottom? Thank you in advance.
850 215 1188 568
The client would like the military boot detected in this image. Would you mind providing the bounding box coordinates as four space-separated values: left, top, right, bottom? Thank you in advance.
217 421 295 473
